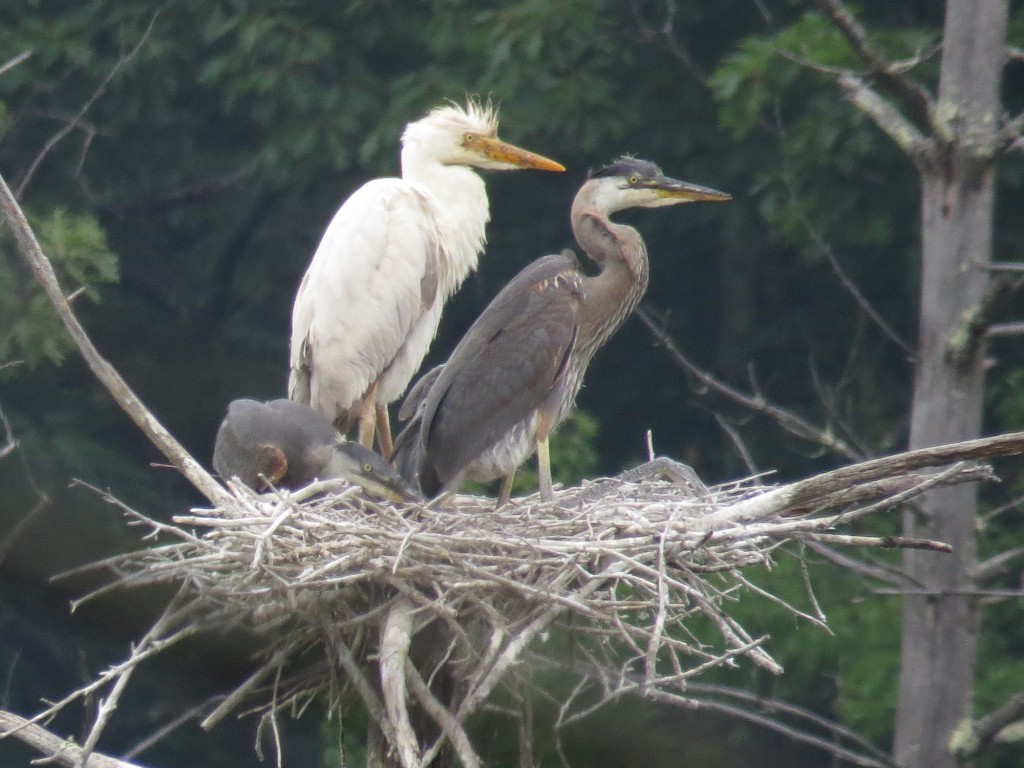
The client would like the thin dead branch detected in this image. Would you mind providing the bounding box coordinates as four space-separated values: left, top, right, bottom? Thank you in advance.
380 599 420 768
947 275 1024 368
837 75 933 165
996 110 1024 157
15 16 156 196
811 0 934 126
951 689 1024 761
773 131 916 360
627 0 710 88
0 406 17 461
0 710 145 768
0 170 231 506
973 546 1024 584
0 51 32 78
636 305 863 461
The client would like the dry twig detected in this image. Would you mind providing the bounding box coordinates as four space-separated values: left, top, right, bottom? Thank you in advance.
0 710 145 768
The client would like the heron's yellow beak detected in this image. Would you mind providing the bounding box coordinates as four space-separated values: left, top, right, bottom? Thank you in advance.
472 136 566 172
375 476 423 504
651 177 731 202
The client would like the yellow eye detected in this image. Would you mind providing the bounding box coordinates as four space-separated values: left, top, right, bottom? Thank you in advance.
362 462 374 473
628 175 640 185
463 132 476 143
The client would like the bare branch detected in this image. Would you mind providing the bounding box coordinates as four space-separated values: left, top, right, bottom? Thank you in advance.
0 495 51 569
947 275 1024 368
405 664 481 768
714 413 761 476
0 405 19 460
379 600 420 768
16 15 158 196
686 682 897 767
952 690 1024 760
837 75 933 164
982 261 1024 273
122 700 211 761
0 50 32 78
627 0 710 87
811 0 934 125
0 710 145 768
973 546 1024 584
636 305 863 461
995 110 1024 157
802 540 912 587
773 137 916 359
0 171 231 506
987 322 1024 338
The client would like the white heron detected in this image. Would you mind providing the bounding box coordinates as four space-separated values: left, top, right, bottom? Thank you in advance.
288 100 564 456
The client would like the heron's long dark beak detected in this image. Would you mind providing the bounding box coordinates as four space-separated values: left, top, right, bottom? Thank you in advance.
325 443 422 503
364 472 422 504
345 459 421 503
649 176 731 202
476 137 566 172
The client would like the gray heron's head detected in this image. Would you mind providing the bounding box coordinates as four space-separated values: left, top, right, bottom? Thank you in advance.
323 440 422 503
584 156 730 215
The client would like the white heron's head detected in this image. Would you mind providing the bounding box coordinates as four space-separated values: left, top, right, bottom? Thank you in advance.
402 99 564 172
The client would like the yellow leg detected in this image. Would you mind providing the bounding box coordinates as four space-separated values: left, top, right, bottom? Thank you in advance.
537 436 554 502
375 403 393 459
357 382 378 449
496 471 516 509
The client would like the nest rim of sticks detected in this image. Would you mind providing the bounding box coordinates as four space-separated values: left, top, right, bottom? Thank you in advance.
48 452 988 768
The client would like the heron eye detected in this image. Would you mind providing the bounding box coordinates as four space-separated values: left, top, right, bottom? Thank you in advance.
463 132 476 143
362 462 373 473
628 175 640 185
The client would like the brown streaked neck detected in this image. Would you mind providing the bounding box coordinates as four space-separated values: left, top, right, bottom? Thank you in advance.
570 189 651 352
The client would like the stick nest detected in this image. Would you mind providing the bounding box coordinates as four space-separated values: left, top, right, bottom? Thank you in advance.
72 456 986 768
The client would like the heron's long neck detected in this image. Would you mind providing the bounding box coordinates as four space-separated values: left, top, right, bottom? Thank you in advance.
401 148 490 298
570 197 650 359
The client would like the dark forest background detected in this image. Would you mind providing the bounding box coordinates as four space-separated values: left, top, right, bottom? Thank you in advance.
2 1 1023 766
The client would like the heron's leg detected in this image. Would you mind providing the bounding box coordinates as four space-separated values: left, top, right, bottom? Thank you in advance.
496 471 516 509
375 403 394 459
357 382 379 449
536 436 554 502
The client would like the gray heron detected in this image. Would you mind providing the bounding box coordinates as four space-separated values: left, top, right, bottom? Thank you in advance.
393 157 730 504
213 398 419 502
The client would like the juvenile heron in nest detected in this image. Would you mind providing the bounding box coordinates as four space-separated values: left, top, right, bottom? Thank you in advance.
288 100 564 457
393 157 730 504
213 398 419 502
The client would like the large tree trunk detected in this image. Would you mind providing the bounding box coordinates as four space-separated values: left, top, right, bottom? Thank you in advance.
895 2 1008 766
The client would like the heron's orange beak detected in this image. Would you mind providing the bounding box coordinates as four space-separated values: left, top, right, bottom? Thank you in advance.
475 136 566 172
